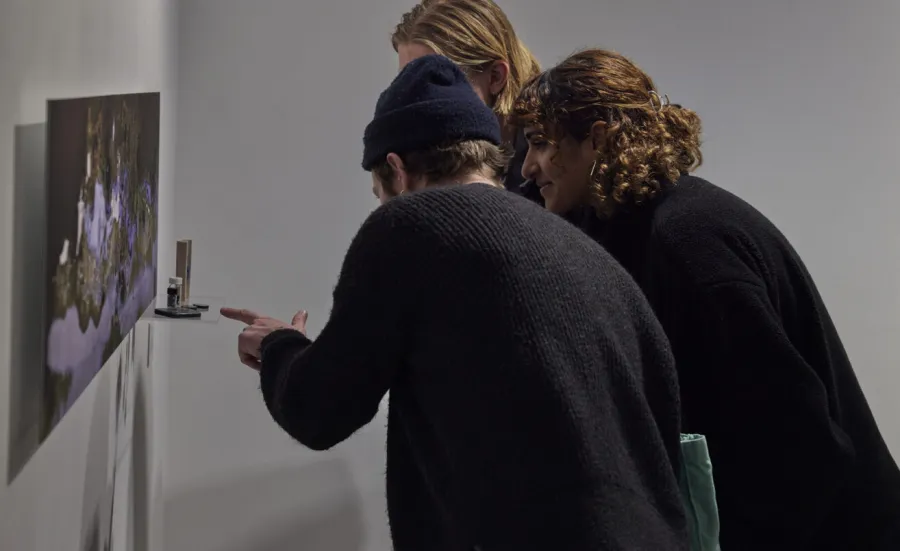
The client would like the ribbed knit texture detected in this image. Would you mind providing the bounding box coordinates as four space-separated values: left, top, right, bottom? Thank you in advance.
570 175 900 551
259 183 689 550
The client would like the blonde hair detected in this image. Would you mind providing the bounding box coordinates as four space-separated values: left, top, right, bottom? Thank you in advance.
392 0 541 117
514 49 703 217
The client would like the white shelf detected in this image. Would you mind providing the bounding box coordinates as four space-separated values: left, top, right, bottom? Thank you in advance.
142 294 225 324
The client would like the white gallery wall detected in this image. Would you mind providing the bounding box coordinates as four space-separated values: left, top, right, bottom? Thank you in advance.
0 0 178 549
167 2 404 549
170 0 900 550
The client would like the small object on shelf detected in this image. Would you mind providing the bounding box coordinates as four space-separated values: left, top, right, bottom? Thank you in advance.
167 277 182 308
176 239 192 305
142 295 224 324
154 306 202 319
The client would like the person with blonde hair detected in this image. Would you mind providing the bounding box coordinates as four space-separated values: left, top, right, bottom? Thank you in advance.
514 48 900 551
392 0 543 202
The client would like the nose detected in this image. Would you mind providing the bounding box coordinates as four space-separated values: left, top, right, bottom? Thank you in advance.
521 149 538 181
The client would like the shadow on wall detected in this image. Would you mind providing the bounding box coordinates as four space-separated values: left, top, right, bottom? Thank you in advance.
165 458 365 551
78 325 153 551
131 365 151 551
7 123 48 484
79 359 111 551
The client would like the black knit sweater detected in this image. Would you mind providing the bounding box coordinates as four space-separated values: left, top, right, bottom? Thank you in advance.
569 175 900 551
259 184 689 551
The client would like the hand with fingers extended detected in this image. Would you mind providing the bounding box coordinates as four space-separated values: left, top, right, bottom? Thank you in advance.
220 307 308 370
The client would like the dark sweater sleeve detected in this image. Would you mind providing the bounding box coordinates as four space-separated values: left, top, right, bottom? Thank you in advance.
688 280 855 550
258 206 417 451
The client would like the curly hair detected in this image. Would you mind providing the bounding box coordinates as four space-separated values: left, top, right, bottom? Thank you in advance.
391 0 541 117
513 49 702 216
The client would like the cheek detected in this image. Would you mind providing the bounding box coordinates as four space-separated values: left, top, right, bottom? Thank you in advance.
539 153 566 181
556 148 591 186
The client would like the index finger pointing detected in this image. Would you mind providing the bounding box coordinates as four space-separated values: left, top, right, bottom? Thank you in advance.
220 307 262 324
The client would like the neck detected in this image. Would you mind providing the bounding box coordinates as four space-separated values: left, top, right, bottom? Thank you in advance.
431 170 498 188
497 114 516 143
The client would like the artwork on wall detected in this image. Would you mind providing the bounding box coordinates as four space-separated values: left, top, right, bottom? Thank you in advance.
42 92 159 443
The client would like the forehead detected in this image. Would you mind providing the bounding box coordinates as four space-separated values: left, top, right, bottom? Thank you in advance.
397 42 436 70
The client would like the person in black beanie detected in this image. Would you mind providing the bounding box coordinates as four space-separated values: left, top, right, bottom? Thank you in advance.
360 53 504 190
222 55 690 551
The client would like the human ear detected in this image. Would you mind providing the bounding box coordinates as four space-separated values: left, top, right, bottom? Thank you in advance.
386 153 409 194
488 60 510 97
590 121 607 152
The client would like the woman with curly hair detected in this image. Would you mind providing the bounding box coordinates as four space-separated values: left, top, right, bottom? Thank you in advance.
515 48 900 551
391 0 543 202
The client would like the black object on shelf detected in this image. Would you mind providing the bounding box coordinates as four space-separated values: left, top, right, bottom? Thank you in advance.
154 307 202 319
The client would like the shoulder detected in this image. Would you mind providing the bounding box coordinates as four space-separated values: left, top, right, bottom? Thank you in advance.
648 176 781 287
360 184 505 227
358 183 543 246
395 183 551 226
381 182 499 212
402 182 517 207
389 183 609 261
652 176 758 231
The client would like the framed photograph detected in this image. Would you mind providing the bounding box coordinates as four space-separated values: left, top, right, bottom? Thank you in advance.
42 92 160 442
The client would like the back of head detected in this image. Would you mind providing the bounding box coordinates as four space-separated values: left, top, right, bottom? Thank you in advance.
363 54 509 193
514 48 703 214
392 0 541 117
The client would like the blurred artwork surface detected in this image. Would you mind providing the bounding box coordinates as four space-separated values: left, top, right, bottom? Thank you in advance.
43 92 159 441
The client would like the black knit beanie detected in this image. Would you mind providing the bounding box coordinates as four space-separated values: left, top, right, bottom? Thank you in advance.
362 54 501 171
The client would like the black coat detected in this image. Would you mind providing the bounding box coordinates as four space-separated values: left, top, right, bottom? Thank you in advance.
569 175 900 551
259 184 688 550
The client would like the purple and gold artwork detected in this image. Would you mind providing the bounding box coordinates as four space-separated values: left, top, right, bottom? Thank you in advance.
43 93 159 440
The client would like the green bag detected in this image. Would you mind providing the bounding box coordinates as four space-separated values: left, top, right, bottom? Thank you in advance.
678 434 721 551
